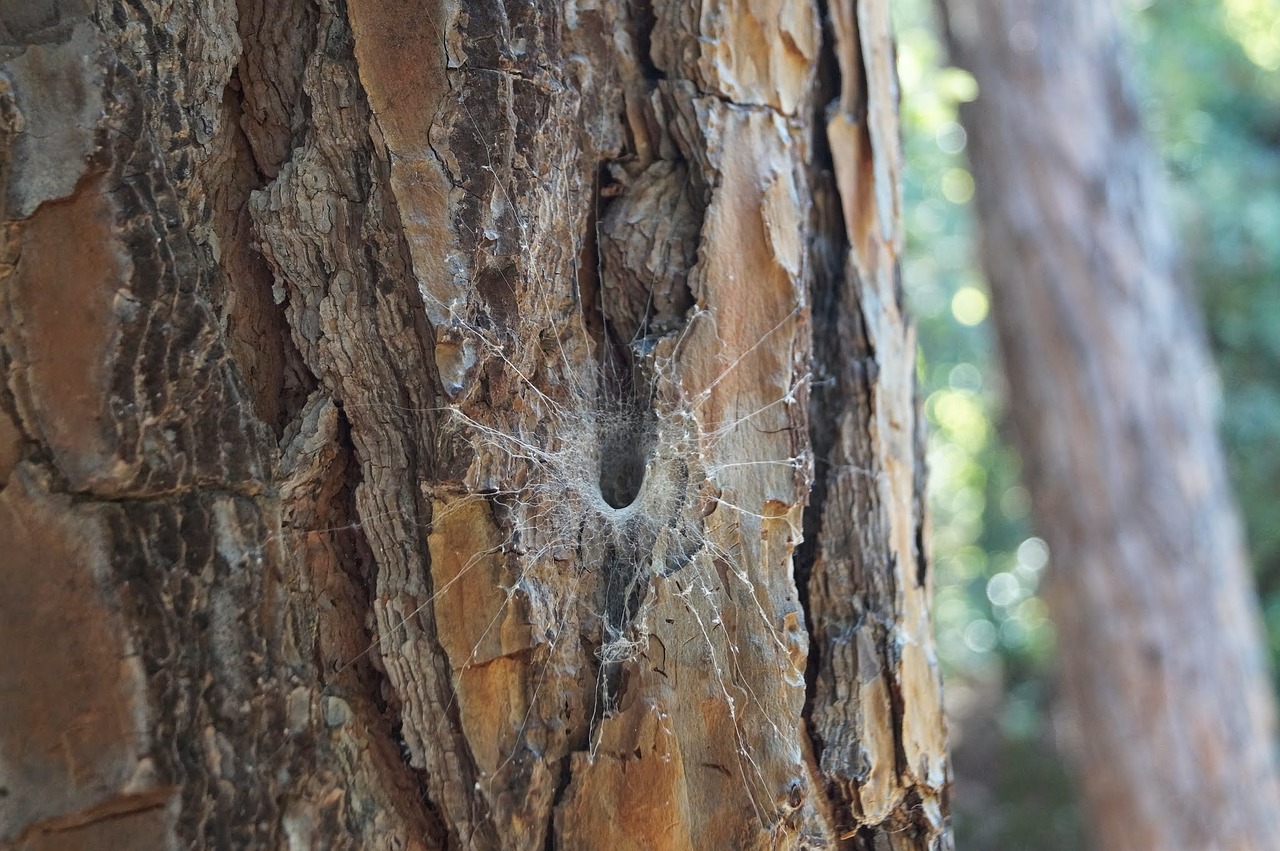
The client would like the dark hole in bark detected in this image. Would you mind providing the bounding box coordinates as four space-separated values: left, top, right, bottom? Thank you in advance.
598 416 649 509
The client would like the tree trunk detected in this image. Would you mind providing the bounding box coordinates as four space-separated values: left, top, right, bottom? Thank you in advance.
939 2 1280 849
0 1 948 848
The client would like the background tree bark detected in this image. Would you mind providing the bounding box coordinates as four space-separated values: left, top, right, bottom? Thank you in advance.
0 1 948 848
939 1 1280 848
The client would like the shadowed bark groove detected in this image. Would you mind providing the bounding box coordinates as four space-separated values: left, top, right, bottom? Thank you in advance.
0 1 949 848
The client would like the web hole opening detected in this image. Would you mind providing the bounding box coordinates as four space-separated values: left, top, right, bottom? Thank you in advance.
597 416 651 509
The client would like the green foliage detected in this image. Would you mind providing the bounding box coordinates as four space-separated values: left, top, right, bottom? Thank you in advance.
894 2 1074 846
1129 0 1280 653
895 0 1280 845
895 0 1053 684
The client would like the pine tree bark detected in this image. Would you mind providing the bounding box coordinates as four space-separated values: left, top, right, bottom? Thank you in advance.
939 2 1280 848
0 1 948 848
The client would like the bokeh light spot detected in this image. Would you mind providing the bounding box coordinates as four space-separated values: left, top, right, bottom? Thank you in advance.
951 286 989 325
942 167 976 203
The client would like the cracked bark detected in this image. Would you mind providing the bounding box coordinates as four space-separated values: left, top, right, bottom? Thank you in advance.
0 1 949 848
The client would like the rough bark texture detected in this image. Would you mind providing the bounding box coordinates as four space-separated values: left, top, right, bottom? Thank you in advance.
940 2 1280 849
0 1 948 848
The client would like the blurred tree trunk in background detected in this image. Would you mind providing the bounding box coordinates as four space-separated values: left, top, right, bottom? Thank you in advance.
939 1 1280 848
0 1 951 848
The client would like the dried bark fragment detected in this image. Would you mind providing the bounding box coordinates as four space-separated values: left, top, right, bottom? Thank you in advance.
0 464 156 844
804 1 949 845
